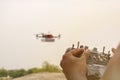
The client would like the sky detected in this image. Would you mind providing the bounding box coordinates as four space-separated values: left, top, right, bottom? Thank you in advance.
0 0 120 70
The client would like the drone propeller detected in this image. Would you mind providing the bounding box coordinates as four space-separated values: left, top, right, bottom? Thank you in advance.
36 34 39 39
58 34 61 39
35 33 44 39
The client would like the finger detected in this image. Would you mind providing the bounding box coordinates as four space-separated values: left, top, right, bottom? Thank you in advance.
83 49 90 58
73 49 90 60
69 48 84 58
112 48 116 54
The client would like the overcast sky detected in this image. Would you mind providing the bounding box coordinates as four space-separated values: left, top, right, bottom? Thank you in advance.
0 0 120 69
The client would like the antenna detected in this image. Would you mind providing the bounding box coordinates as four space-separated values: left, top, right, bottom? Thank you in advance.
77 41 80 48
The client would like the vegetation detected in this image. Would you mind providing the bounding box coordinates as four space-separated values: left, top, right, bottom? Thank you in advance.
0 68 8 77
8 69 27 78
40 61 61 72
0 61 61 78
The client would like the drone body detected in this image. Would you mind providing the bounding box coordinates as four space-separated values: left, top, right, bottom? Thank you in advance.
36 33 61 42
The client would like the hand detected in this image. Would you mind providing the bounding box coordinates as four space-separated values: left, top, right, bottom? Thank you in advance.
60 44 89 80
101 43 120 80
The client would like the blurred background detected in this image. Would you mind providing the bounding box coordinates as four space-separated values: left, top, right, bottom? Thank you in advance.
0 0 120 70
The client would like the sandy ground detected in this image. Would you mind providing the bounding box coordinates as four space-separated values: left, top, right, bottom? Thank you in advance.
13 72 100 80
13 72 66 80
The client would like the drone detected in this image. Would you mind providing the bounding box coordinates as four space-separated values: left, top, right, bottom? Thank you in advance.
35 33 61 42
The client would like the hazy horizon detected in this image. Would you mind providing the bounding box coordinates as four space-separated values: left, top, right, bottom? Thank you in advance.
0 0 120 70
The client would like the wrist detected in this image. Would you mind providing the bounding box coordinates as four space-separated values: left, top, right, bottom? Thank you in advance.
64 72 87 80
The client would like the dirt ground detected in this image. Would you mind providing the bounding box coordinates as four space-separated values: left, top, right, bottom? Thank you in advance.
13 72 66 80
13 72 100 80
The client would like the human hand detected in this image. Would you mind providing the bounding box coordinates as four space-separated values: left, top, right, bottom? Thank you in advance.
60 43 89 80
101 43 120 80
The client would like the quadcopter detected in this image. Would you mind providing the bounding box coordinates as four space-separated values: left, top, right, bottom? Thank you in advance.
35 33 61 42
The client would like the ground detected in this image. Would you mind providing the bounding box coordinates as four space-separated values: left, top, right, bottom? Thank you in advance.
12 72 100 80
13 72 66 80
